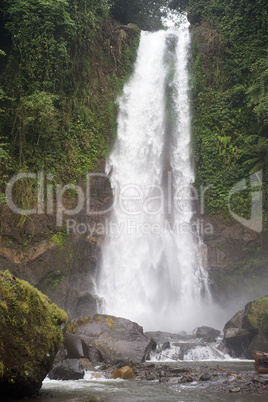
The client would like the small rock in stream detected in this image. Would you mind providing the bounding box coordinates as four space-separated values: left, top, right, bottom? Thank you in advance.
159 377 169 383
111 365 136 380
230 387 241 393
48 359 84 381
168 377 179 383
146 373 156 380
200 372 212 381
185 376 194 382
170 367 187 374
145 363 155 369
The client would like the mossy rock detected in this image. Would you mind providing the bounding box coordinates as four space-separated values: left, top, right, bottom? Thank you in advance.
243 296 268 335
0 270 68 399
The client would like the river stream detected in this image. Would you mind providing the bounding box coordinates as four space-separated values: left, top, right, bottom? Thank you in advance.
28 361 267 402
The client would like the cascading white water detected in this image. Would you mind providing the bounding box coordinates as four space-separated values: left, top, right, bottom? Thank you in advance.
97 16 214 332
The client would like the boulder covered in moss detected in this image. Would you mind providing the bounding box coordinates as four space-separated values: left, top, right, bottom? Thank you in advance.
0 270 67 399
242 297 268 334
221 296 268 358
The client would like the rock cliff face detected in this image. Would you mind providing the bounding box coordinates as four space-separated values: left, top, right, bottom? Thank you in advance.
0 189 266 323
0 271 67 399
201 215 267 307
0 177 113 320
0 234 100 320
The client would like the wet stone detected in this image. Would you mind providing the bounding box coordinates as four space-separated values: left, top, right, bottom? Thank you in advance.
170 367 187 374
146 373 156 380
162 341 171 350
145 363 155 369
99 364 109 370
159 377 169 383
168 377 179 383
200 372 212 381
229 387 241 393
111 366 136 380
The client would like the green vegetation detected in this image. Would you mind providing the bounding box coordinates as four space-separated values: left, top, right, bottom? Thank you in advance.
171 0 268 218
248 297 268 334
0 0 267 231
51 231 68 250
0 270 67 394
38 269 65 293
66 319 78 334
0 0 140 209
105 315 114 329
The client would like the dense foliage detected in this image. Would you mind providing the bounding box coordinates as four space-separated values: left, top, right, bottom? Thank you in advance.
0 0 140 207
0 0 267 229
172 0 268 219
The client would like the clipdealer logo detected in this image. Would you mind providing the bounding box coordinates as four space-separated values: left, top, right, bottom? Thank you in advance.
5 172 114 227
4 170 264 234
4 171 212 226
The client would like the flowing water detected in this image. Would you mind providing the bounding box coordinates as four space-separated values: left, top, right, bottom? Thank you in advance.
97 16 220 332
36 361 265 402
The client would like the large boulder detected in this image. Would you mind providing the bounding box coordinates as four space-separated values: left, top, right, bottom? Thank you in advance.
48 359 84 380
221 296 268 358
243 297 268 358
223 328 254 357
0 270 67 399
247 334 268 358
193 326 221 342
242 297 268 334
64 314 154 364
224 310 244 330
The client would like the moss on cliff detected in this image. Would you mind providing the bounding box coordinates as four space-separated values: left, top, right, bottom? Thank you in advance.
247 297 268 335
183 0 268 218
0 270 67 398
38 269 65 293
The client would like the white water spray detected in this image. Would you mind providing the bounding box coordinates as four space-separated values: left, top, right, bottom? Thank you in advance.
97 17 214 332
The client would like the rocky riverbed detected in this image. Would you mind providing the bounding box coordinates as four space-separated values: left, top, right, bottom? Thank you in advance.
129 361 268 396
33 360 268 402
41 312 268 401
2 284 268 401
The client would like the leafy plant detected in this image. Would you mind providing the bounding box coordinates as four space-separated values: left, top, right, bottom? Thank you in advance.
185 0 268 216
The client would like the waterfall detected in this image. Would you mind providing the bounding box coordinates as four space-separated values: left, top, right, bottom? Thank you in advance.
97 17 213 333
